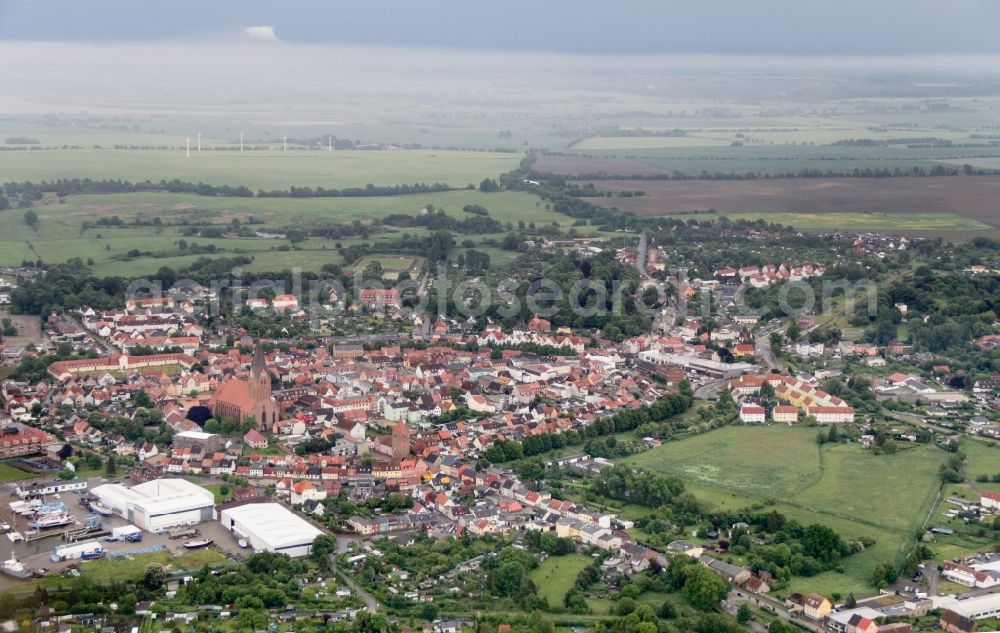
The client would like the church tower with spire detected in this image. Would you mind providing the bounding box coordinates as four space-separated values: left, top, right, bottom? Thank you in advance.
209 339 279 431
249 340 271 403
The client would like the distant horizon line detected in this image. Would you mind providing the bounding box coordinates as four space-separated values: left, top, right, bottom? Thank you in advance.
3 40 1000 71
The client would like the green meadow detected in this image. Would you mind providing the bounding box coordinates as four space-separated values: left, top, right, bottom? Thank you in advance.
622 425 945 597
1 189 577 274
529 553 594 607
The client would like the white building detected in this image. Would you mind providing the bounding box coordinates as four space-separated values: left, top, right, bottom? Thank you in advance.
739 405 766 423
91 478 216 531
16 479 88 498
982 491 1000 511
806 406 855 424
219 503 323 558
945 592 1000 621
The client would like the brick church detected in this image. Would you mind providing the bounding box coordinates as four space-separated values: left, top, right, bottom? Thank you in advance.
209 341 279 429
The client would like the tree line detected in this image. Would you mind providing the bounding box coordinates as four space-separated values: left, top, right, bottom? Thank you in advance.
484 389 693 462
0 178 468 202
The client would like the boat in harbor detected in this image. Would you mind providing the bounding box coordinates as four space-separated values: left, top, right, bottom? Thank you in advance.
0 556 34 579
80 548 105 560
182 538 213 549
28 502 74 530
29 511 74 530
88 502 113 516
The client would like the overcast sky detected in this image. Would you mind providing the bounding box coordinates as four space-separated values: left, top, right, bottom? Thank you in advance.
1 0 999 56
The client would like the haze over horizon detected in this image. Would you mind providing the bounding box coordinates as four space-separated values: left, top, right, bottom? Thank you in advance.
1 0 999 56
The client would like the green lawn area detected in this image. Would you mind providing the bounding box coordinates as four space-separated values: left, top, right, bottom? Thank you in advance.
39 548 230 588
243 441 286 456
0 148 522 190
622 425 945 597
3 189 575 273
0 462 35 482
201 483 234 503
529 554 593 607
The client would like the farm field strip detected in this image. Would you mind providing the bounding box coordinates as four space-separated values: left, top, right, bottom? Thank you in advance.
655 211 989 231
576 176 1000 230
0 148 522 190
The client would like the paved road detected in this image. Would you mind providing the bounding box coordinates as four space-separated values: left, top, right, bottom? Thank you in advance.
720 597 767 632
63 314 116 355
329 554 380 612
729 592 824 633
755 332 782 371
695 379 728 400
926 564 939 597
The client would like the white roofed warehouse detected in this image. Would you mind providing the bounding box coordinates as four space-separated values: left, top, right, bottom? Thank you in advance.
90 478 216 531
220 503 323 558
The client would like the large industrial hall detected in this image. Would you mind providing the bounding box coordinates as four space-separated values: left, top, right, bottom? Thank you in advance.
219 503 323 558
90 478 216 531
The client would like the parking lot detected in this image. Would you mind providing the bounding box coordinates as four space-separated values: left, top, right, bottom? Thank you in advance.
0 474 245 584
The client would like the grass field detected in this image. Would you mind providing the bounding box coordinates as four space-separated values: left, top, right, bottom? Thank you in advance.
201 483 234 503
0 148 522 190
529 553 593 607
919 439 1000 560
1 189 570 273
959 438 1000 480
38 548 230 588
0 462 34 482
622 426 945 596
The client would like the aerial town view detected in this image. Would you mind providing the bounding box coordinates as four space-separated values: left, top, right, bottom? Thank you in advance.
1 2 1000 632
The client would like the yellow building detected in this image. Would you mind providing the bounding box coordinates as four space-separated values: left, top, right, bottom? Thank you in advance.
803 594 832 620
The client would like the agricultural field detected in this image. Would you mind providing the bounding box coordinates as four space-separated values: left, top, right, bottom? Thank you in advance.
662 211 988 232
571 124 975 152
579 176 1000 233
622 426 944 596
554 143 1000 177
573 135 734 150
534 153 671 177
0 148 523 190
0 189 571 274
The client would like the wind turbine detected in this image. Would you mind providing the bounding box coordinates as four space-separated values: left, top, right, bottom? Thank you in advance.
197 132 201 152
240 132 244 152
283 135 287 152
328 135 332 152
